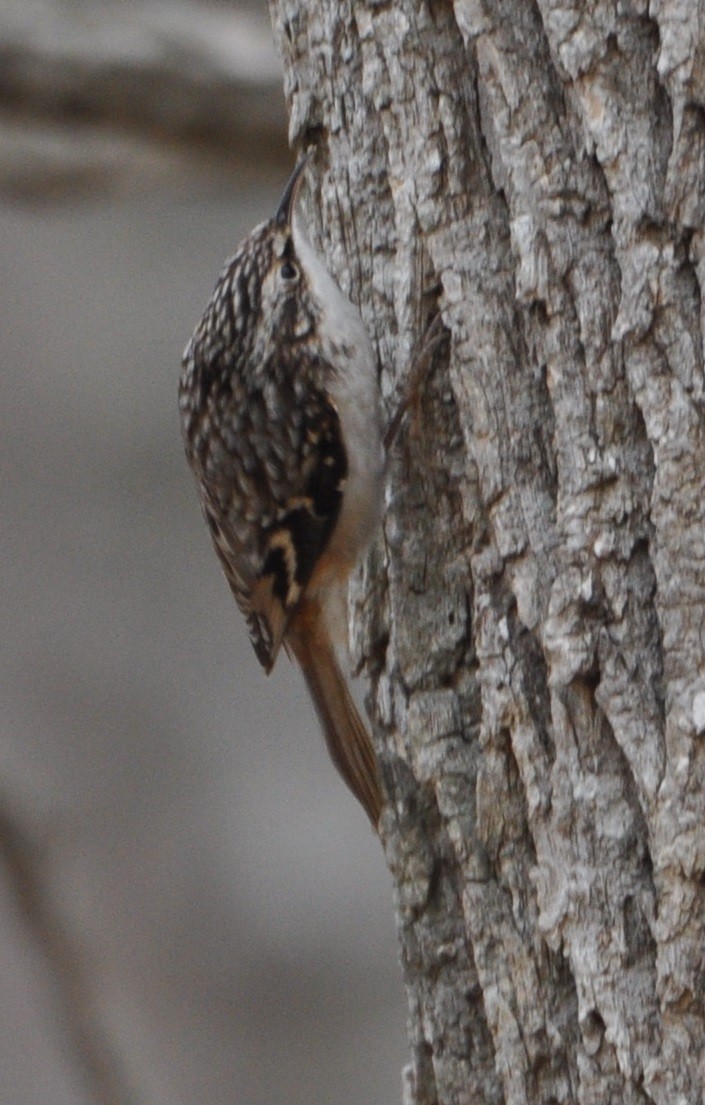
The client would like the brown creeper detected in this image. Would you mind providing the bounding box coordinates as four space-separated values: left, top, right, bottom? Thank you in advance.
179 159 384 828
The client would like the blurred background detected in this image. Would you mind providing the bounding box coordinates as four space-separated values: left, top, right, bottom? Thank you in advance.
0 2 406 1103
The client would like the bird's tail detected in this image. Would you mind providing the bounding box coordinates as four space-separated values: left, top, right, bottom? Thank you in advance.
287 601 383 829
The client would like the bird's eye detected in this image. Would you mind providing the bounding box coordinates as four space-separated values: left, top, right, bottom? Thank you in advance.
280 259 298 281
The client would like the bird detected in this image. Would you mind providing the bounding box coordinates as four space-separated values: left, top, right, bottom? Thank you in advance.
179 157 384 827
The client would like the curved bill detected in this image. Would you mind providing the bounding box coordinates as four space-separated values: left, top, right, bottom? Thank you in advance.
274 155 309 226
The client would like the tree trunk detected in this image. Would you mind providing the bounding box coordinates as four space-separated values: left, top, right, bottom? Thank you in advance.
269 1 705 1102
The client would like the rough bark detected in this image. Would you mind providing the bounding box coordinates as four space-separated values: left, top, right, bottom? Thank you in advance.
269 1 705 1102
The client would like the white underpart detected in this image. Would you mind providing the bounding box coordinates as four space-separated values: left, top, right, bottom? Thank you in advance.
292 213 384 611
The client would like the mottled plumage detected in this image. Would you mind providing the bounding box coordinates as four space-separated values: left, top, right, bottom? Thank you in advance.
179 159 384 826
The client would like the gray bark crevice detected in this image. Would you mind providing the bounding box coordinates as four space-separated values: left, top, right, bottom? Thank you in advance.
271 0 705 1101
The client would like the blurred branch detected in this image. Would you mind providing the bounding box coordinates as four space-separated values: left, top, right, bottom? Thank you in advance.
0 802 141 1105
0 0 288 200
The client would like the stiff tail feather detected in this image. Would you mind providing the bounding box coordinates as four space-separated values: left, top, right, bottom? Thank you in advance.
287 602 383 829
